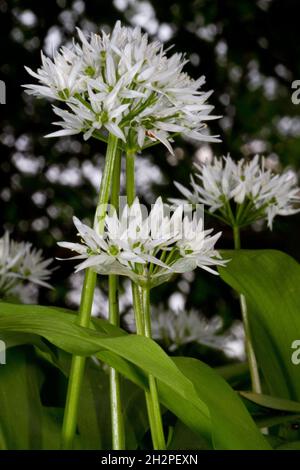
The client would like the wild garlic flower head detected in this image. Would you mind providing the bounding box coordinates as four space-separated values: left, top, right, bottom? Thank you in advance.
125 306 244 356
24 21 219 154
0 231 53 301
58 197 226 288
171 154 300 229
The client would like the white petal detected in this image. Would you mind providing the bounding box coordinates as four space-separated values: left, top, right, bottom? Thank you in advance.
105 122 126 142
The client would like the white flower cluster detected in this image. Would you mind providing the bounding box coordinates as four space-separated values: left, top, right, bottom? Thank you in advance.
146 309 224 351
58 198 226 288
125 306 245 357
172 154 300 228
24 21 219 153
0 231 53 301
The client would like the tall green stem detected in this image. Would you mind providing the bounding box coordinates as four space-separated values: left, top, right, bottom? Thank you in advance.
233 225 262 394
61 134 120 449
126 151 135 204
131 284 159 449
108 148 125 449
142 287 166 449
126 150 166 450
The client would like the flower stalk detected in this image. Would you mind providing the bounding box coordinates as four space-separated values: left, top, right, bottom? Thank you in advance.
126 150 166 450
142 286 166 449
61 133 120 449
108 147 125 450
233 225 262 394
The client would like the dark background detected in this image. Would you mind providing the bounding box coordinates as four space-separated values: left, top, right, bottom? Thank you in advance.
1 0 300 359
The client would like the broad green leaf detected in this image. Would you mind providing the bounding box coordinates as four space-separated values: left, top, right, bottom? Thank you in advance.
92 350 213 446
121 380 150 449
167 420 212 450
0 346 42 449
0 331 43 349
219 250 300 401
157 380 212 446
77 358 111 450
96 350 147 390
256 413 300 430
173 357 270 450
241 392 300 413
0 313 209 446
0 302 270 449
241 392 300 429
40 351 150 450
34 346 149 450
0 346 62 449
0 303 211 440
0 310 203 412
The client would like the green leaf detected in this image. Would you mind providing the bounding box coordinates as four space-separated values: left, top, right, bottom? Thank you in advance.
121 380 150 449
77 358 111 450
241 392 300 413
167 420 212 450
0 331 43 349
0 346 42 449
241 392 300 429
172 357 270 450
0 303 211 440
92 349 213 446
0 302 270 449
39 349 150 450
0 346 62 449
256 413 300 430
0 312 207 447
219 250 300 401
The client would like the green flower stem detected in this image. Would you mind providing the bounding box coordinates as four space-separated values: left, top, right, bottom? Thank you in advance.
126 150 166 450
109 275 125 449
108 147 125 450
131 283 158 448
61 134 120 450
132 283 145 335
233 224 241 250
126 150 136 204
233 225 262 394
142 287 166 450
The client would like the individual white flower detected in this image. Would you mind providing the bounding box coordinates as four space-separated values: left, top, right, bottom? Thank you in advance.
9 283 39 304
173 213 225 275
0 231 53 300
125 306 245 357
58 197 226 288
24 49 86 100
23 21 220 152
171 154 300 229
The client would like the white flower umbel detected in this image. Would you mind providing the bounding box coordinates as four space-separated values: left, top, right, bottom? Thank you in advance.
171 154 300 229
24 21 220 153
125 306 245 357
0 231 53 301
58 197 226 288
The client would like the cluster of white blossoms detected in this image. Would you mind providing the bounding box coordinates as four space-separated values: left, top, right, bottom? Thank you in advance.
23 21 219 154
171 154 300 228
0 231 53 301
58 198 226 288
125 306 244 356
